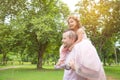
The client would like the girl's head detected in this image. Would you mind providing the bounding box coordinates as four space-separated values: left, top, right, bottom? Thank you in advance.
67 15 82 31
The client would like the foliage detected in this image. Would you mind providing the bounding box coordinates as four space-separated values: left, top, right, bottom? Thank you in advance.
0 0 120 68
0 0 70 69
75 0 120 65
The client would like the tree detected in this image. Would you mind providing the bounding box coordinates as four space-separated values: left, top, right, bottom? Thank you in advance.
0 0 70 69
75 0 120 65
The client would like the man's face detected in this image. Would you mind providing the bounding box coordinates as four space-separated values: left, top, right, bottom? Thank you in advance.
62 32 74 48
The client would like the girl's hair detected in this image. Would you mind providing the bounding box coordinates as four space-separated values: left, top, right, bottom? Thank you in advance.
67 15 82 28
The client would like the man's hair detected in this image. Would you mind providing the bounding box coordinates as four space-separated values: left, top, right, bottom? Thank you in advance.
63 29 78 41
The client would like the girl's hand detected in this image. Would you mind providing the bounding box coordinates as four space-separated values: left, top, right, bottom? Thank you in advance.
62 47 69 52
68 46 74 51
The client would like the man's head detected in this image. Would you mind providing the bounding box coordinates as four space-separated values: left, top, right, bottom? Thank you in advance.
62 30 77 48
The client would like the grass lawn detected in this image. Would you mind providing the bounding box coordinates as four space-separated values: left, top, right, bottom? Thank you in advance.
0 65 64 80
104 66 120 80
0 65 120 80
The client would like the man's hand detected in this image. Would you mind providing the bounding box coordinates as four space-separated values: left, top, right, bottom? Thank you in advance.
69 59 75 70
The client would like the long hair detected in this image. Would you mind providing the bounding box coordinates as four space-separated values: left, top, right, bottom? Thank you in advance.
67 15 82 28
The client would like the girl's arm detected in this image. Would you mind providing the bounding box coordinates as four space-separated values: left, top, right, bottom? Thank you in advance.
75 28 84 43
69 28 84 51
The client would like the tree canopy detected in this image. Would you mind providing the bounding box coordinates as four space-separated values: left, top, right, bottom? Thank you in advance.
0 0 119 68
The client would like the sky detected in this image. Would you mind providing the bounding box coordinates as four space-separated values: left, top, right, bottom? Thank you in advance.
62 0 100 12
62 0 80 12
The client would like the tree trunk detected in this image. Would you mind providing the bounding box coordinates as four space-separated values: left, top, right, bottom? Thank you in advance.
37 50 43 69
103 56 106 66
114 46 118 64
2 52 7 65
37 43 48 69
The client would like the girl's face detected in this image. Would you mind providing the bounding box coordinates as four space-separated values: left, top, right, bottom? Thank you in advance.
68 18 77 30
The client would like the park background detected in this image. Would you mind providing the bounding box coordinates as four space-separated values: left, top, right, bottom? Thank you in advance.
0 0 120 80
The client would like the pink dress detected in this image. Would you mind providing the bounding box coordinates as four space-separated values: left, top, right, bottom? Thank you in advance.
58 45 68 62
54 45 69 69
63 39 106 80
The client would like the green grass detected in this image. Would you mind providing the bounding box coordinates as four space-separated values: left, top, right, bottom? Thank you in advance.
0 65 64 80
0 65 120 80
0 69 63 80
104 66 120 79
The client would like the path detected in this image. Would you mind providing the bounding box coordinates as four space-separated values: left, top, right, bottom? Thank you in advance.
0 66 22 70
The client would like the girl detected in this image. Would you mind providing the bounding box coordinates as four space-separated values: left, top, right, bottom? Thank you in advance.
55 15 87 69
67 15 87 51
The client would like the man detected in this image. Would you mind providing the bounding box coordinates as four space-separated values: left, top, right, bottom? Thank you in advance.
62 30 106 80
54 29 77 69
